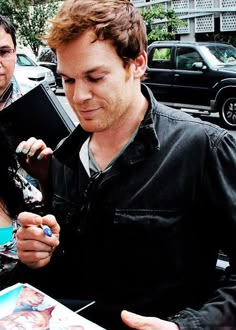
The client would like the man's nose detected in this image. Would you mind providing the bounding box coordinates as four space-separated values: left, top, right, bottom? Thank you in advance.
73 82 92 103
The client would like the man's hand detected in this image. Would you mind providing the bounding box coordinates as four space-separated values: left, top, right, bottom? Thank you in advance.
16 212 60 269
16 137 53 184
121 311 180 330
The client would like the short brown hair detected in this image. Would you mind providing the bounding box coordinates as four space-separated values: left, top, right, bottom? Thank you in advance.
45 0 147 66
0 15 16 48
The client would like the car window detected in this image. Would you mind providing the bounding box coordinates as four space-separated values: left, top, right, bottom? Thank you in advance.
17 54 37 67
176 47 203 70
37 48 57 63
148 47 172 69
201 45 236 65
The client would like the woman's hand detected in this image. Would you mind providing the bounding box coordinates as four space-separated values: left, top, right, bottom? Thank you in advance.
16 137 53 184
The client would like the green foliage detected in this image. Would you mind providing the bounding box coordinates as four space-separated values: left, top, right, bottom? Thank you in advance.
153 47 171 60
0 0 15 17
140 5 186 43
0 0 58 56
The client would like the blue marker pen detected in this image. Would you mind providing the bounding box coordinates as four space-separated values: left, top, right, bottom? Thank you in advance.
40 224 52 237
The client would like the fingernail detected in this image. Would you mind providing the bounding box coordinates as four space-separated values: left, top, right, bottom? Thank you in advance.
124 311 136 320
37 155 42 160
15 148 20 153
22 149 28 154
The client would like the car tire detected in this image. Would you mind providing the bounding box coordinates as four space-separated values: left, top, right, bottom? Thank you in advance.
218 95 236 129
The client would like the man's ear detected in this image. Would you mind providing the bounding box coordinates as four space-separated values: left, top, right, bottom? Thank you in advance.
133 50 147 78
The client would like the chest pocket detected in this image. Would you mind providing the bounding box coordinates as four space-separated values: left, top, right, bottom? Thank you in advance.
111 208 185 265
114 208 182 231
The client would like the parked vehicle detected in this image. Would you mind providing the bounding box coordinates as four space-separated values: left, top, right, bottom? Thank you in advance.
145 41 236 128
36 47 63 89
14 52 56 94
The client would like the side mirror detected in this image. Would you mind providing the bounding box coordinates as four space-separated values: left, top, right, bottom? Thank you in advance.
192 62 206 70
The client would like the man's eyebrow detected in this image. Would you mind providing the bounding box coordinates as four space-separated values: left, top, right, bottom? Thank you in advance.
86 66 106 74
57 65 107 77
0 45 14 49
57 70 66 77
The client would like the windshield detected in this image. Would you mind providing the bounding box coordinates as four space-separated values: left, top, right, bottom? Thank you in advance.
200 44 236 66
16 54 37 67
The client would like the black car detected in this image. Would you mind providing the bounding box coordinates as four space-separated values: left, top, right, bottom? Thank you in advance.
145 41 236 128
36 47 63 89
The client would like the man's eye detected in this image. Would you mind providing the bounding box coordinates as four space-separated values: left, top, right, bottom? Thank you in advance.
0 50 10 56
0 48 14 58
88 76 104 82
63 77 74 84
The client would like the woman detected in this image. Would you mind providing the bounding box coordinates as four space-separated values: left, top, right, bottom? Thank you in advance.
0 125 42 288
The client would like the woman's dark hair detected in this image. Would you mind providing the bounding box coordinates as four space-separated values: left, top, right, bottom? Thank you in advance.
0 126 24 218
0 15 16 48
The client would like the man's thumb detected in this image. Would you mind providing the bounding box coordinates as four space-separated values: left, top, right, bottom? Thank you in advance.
121 310 151 329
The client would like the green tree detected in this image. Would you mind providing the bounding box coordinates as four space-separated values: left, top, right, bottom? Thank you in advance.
0 0 58 56
140 4 185 43
0 0 15 17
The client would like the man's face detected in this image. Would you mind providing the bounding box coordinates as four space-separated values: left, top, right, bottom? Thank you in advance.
57 31 145 134
0 26 16 97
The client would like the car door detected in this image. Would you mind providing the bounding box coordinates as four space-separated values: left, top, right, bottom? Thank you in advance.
172 46 211 107
145 45 175 102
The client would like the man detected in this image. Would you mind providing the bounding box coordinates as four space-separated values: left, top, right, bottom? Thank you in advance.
0 15 21 110
15 0 236 329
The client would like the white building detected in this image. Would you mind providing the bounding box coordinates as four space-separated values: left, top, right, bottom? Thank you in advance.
132 0 236 41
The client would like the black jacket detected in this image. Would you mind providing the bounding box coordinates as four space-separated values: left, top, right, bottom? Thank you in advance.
17 85 236 329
